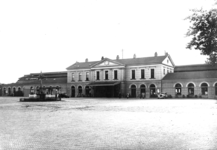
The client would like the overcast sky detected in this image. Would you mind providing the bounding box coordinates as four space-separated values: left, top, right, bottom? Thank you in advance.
0 0 216 84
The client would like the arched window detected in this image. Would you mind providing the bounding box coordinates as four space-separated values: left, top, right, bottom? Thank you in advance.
175 83 182 95
150 84 156 97
71 86 75 97
201 83 208 95
130 85 136 98
3 88 6 95
140 84 146 94
8 87 11 95
13 87 16 95
188 83 194 95
78 86 82 94
18 87 21 91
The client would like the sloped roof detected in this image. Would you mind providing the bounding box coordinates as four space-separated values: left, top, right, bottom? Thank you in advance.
175 64 217 72
163 70 217 80
66 55 168 70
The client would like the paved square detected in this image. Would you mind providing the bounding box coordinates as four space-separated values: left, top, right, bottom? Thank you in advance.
0 97 217 150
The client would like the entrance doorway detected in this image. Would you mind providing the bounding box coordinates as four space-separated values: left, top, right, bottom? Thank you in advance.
71 86 75 97
85 86 91 97
131 85 136 98
140 84 146 98
150 84 156 98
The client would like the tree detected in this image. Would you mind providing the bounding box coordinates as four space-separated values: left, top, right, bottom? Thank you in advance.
186 8 217 64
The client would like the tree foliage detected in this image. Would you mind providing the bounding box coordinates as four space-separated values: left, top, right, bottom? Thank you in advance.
186 8 217 64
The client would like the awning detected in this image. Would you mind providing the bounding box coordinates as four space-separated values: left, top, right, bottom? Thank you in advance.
88 81 121 87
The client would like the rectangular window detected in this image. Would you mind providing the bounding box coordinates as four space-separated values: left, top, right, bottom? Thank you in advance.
86 72 89 81
132 70 135 79
163 69 165 75
78 72 82 81
151 69 155 78
71 73 75 81
167 69 169 74
141 69 145 79
114 70 118 80
105 71 109 80
96 71 100 80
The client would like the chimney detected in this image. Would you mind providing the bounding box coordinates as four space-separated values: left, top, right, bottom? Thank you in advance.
165 51 168 56
155 52 158 57
116 55 119 60
85 58 88 62
133 54 136 59
101 56 104 60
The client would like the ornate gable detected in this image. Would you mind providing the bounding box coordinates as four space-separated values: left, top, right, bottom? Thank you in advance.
91 58 124 68
162 55 175 67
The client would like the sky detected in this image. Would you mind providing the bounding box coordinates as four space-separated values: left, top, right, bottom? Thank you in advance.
0 0 216 84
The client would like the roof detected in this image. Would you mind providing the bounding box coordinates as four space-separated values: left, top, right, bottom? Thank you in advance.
3 77 67 86
66 55 168 70
163 70 217 80
88 81 121 86
175 64 217 72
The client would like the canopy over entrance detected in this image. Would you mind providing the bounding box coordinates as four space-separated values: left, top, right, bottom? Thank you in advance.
88 82 121 97
88 82 120 87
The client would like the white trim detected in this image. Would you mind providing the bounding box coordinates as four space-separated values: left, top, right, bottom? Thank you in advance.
149 83 157 88
173 82 183 88
71 85 76 89
85 85 90 89
213 82 217 87
199 82 210 87
186 82 196 87
127 64 160 68
129 84 137 88
77 85 83 89
68 69 91 71
139 83 147 88
92 66 125 69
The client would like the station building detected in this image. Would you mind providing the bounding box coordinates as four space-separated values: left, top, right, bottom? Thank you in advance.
1 52 217 99
66 53 174 98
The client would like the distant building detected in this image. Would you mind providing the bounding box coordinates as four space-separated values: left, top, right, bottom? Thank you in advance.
1 72 67 97
2 53 217 99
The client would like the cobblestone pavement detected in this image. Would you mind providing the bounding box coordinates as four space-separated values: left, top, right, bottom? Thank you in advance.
0 97 217 150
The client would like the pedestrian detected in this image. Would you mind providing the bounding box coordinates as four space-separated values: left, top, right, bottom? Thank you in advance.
142 92 145 99
119 92 122 98
127 93 130 99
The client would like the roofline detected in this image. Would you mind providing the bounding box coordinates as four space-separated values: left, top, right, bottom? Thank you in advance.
66 55 168 70
175 63 208 67
30 71 67 75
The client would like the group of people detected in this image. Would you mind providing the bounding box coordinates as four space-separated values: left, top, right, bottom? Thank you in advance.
118 92 146 99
